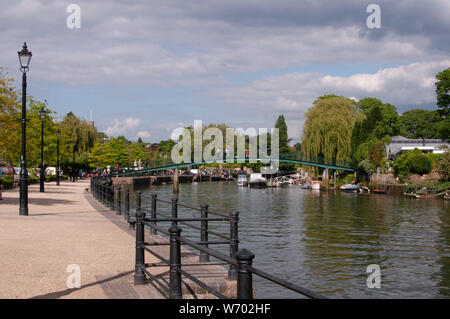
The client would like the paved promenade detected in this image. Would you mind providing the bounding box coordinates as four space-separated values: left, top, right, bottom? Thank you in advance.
0 180 158 298
0 180 233 299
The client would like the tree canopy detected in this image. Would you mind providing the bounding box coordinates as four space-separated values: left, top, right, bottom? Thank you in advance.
435 67 450 119
399 109 442 139
301 95 360 161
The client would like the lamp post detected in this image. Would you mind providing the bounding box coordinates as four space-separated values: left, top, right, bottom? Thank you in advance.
56 129 60 186
18 42 32 216
72 141 76 182
39 106 46 192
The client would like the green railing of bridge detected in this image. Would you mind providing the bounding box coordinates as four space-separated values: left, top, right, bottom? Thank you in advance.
115 153 355 177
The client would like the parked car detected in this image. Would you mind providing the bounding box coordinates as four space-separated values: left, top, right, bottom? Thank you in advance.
0 159 15 175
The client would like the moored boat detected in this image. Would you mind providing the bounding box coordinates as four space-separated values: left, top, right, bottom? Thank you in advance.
249 173 267 188
340 184 360 192
307 181 321 190
236 175 248 187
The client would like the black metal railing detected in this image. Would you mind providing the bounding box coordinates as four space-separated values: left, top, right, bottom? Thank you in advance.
90 176 326 299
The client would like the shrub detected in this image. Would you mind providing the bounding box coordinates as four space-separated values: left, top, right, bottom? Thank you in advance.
393 149 432 178
436 151 450 180
425 153 442 169
45 175 57 182
28 175 39 184
1 175 14 189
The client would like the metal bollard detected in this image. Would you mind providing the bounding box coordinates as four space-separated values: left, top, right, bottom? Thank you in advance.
134 193 146 285
171 197 178 225
236 248 255 299
228 210 239 280
116 187 121 215
169 225 182 299
199 203 209 262
150 193 157 234
124 188 130 220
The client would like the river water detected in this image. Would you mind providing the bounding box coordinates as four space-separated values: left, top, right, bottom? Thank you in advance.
137 181 450 299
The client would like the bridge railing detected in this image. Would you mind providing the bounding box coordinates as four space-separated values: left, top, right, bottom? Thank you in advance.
112 152 355 177
90 176 326 299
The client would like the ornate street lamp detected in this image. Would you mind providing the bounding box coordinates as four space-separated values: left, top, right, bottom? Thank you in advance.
39 106 46 192
56 129 60 186
18 42 32 216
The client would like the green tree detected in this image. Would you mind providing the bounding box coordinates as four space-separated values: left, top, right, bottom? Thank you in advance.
302 95 360 161
89 136 130 168
399 109 442 139
274 115 294 171
434 119 450 140
435 67 450 119
351 98 401 167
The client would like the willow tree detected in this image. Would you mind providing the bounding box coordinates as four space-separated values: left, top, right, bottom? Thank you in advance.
301 95 360 163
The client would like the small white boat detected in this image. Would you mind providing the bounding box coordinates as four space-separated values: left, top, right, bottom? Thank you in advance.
249 173 267 188
308 181 321 190
236 175 248 187
340 184 360 192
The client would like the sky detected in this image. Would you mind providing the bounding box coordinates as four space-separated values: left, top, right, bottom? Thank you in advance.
0 0 449 143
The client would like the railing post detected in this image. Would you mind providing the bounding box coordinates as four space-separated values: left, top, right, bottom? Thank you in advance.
134 191 146 285
106 184 110 207
236 248 255 299
129 190 139 230
124 188 130 220
169 224 182 299
110 185 115 211
116 186 121 215
228 210 239 280
150 193 157 234
171 197 178 225
102 183 105 204
199 203 209 262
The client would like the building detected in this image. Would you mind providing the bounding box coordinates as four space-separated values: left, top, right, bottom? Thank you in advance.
386 136 449 158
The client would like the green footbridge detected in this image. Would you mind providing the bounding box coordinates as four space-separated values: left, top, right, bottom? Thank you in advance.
117 153 356 177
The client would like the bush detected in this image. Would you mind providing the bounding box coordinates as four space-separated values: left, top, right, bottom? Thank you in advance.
45 175 57 182
436 151 450 180
425 153 442 169
28 175 39 184
0 175 14 189
393 149 432 178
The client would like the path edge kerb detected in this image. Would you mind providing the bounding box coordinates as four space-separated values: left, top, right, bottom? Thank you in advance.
83 187 136 237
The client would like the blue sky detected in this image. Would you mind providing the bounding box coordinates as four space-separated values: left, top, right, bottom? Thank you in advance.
1 0 449 143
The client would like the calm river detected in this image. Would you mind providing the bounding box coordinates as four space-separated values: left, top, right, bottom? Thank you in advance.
138 181 450 298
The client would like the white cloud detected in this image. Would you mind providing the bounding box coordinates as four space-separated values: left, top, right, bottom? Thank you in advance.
136 131 151 139
104 117 141 136
207 59 450 138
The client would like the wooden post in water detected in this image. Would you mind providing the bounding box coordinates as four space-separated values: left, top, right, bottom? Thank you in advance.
173 168 179 198
334 171 337 190
322 169 329 190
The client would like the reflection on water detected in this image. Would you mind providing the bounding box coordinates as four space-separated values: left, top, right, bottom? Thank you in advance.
138 182 450 298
